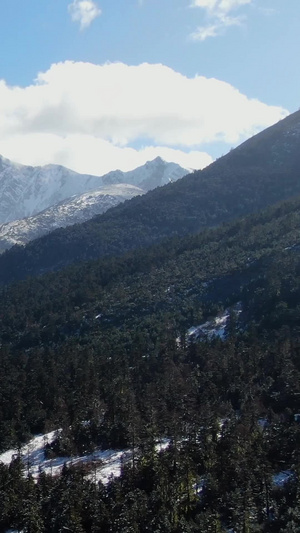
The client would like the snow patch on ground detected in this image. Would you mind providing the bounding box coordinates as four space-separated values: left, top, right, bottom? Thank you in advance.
0 430 60 469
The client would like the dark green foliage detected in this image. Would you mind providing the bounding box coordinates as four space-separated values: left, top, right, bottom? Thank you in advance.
2 195 300 450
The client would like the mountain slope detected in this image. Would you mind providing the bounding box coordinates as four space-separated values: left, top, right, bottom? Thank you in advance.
1 194 300 440
0 109 300 284
2 196 300 530
0 184 143 251
0 155 188 224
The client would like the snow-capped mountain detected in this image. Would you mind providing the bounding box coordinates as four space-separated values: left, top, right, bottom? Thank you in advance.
0 155 188 225
0 184 143 251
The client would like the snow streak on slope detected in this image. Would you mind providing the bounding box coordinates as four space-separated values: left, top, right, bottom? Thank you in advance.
0 184 143 251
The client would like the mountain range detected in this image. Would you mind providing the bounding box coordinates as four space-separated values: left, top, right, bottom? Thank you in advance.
1 109 300 284
0 156 188 251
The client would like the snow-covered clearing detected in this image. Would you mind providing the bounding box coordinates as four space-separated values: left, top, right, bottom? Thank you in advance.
0 431 170 485
0 430 130 484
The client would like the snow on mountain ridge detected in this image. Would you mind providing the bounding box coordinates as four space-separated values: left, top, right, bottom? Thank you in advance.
0 184 144 251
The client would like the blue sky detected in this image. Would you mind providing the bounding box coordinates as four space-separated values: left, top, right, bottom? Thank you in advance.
0 0 298 174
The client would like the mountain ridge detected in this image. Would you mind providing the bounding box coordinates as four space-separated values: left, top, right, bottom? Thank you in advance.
0 154 189 224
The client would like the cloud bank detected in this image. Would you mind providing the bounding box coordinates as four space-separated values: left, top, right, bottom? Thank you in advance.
68 0 101 30
191 0 252 41
0 61 287 175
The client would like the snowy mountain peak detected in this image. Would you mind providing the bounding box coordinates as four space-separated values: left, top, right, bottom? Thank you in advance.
146 156 165 164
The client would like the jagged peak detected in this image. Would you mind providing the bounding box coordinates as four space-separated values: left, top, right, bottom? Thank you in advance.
150 156 165 164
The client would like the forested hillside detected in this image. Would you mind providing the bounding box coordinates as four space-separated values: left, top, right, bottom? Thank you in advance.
0 110 300 284
2 195 300 530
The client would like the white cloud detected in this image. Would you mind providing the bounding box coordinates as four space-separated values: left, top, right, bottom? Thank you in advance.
191 0 252 40
0 133 213 175
191 0 251 12
0 61 288 175
190 23 219 41
68 0 101 30
191 14 241 41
